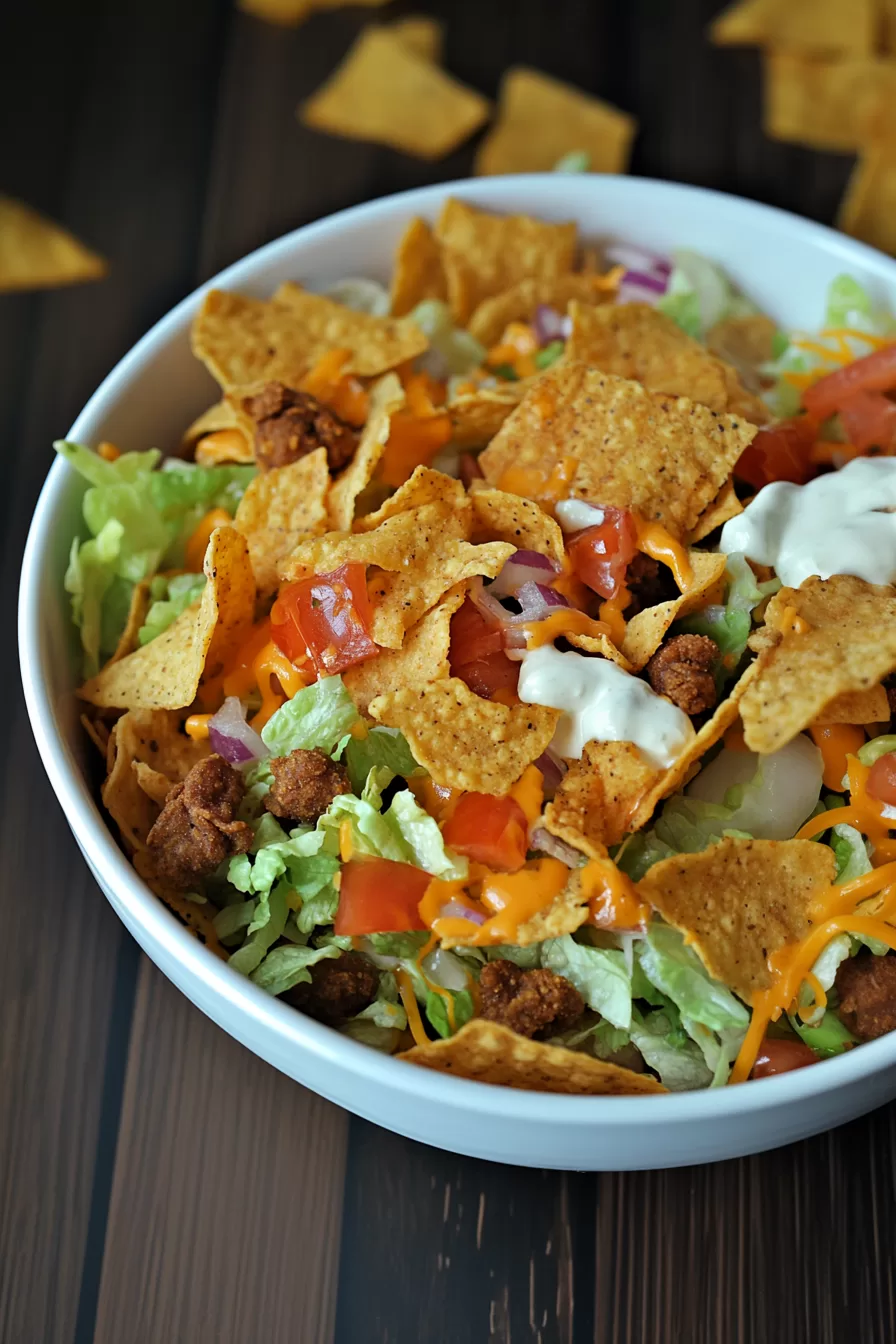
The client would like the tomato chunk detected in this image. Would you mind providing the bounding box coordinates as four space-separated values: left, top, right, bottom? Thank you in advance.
334 857 430 935
836 389 896 453
449 598 519 700
441 793 529 871
272 562 377 675
751 1038 818 1079
735 416 816 489
567 506 638 599
867 752 896 807
802 342 896 423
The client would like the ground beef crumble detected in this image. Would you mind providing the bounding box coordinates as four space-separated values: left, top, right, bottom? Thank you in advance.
646 633 718 716
835 953 896 1042
242 381 357 472
284 952 379 1025
146 754 252 889
478 960 584 1039
264 747 351 825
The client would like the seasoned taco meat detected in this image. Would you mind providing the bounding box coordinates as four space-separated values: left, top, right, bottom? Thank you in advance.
835 952 896 1042
646 633 718 716
242 381 357 472
264 747 351 825
478 959 584 1039
284 951 379 1025
146 754 252 888
625 552 678 616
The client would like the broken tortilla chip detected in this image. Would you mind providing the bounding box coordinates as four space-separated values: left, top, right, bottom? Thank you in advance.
474 67 636 178
434 198 578 325
838 148 896 257
710 0 875 57
763 52 896 154
353 464 467 529
133 849 225 956
369 677 558 794
706 314 777 393
815 686 890 725
467 273 619 347
741 576 896 754
687 479 742 544
545 741 656 856
182 399 254 465
327 373 405 530
637 836 836 1001
0 196 106 293
234 448 329 595
470 487 565 565
399 1019 666 1094
388 14 444 63
447 383 528 448
390 217 447 317
102 709 210 849
107 580 152 666
79 527 256 709
344 584 466 713
299 29 490 161
480 363 757 542
621 551 728 670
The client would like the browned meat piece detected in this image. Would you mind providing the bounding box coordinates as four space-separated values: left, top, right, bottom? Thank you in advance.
478 959 584 1039
835 953 896 1041
625 551 678 616
264 747 351 824
242 381 358 472
284 951 379 1025
146 754 252 889
646 633 718 716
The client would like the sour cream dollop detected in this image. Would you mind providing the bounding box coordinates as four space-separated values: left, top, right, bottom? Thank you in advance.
554 498 605 533
517 645 695 768
720 456 896 588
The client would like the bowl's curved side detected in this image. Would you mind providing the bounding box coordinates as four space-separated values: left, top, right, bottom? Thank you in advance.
20 175 896 1170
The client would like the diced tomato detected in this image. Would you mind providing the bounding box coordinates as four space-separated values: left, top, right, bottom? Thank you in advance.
459 453 484 489
334 858 430 935
271 562 378 676
802 342 896 423
449 598 519 700
867 752 896 807
567 506 638 599
836 389 896 452
441 793 529 871
734 416 816 489
751 1038 818 1079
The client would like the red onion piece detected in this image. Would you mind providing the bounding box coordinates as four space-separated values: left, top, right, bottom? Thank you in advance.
533 748 568 799
440 899 487 926
459 454 484 489
468 576 511 627
622 268 667 294
530 827 583 867
489 548 561 598
533 303 567 346
503 583 571 651
604 243 671 276
208 696 270 767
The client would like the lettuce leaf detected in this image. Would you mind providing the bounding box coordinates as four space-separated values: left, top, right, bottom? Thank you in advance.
138 572 206 645
677 553 779 679
249 943 340 996
342 971 408 1050
656 250 758 341
411 299 486 378
628 1006 713 1090
790 1009 855 1058
540 935 632 1029
260 676 360 759
344 726 422 793
636 923 750 1034
858 734 896 768
425 988 475 1039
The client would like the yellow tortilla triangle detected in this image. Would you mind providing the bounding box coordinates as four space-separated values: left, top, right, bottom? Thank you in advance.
0 197 106 293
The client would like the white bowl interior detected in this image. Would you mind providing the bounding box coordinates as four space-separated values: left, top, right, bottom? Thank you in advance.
20 175 896 1169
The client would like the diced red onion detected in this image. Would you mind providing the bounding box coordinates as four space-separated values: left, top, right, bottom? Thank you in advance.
440 899 487 925
617 278 668 307
422 946 470 990
530 826 582 867
533 748 568 799
533 304 567 346
503 583 571 652
468 576 512 628
459 454 484 488
621 269 667 294
604 243 671 276
209 696 270 766
489 548 561 598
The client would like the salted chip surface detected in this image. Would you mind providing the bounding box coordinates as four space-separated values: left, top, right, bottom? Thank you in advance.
741 576 896 754
434 198 577 325
474 68 636 178
688 480 742 544
710 0 875 56
369 678 558 794
545 741 655 856
399 1019 666 1094
815 686 890 725
467 273 619 346
327 373 405 530
480 363 756 541
344 584 465 713
234 448 329 595
838 149 896 258
299 29 490 161
79 527 256 709
192 284 426 392
0 196 106 292
447 383 528 448
366 536 511 648
637 836 837 1002
390 218 447 317
102 710 210 849
353 464 467 529
621 551 728 669
470 487 565 565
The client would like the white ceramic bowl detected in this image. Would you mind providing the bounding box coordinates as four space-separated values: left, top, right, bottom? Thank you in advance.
20 175 896 1170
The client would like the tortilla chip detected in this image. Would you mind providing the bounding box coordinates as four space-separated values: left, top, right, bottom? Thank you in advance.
470 487 565 565
838 148 896 257
467 273 619 347
103 580 152 666
0 196 106 293
480 363 756 542
133 761 176 806
390 218 447 318
688 480 742 544
399 1019 666 1094
637 836 837 1001
435 198 578 325
344 584 465 713
389 14 444 62
545 741 657 857
366 534 511 648
238 0 390 26
234 448 329 595
474 67 636 178
447 383 528 448
369 677 558 794
815 686 890 725
327 373 405 530
353 464 467 529
565 630 632 671
299 29 490 161
763 52 895 154
182 399 254 466
132 849 225 956
621 551 729 669
192 284 426 393
741 576 896 754
101 710 209 849
706 314 777 394
710 0 875 56
182 398 242 448
80 527 256 709
81 712 110 759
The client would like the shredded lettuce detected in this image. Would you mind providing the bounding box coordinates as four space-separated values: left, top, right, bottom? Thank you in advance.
411 299 486 378
831 823 873 882
425 988 475 1039
636 923 750 1034
628 1006 713 1091
343 725 422 794
678 552 779 679
541 935 632 1029
553 150 591 172
319 788 467 879
138 572 206 645
249 943 340 996
790 1009 855 1058
657 251 757 341
342 972 408 1050
260 676 360 759
858 734 896 768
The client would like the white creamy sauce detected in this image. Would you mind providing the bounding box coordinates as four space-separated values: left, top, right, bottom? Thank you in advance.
720 456 896 588
517 645 695 768
554 499 605 533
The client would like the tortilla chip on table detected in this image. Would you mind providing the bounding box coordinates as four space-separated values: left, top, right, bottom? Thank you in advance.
0 196 106 292
709 0 876 57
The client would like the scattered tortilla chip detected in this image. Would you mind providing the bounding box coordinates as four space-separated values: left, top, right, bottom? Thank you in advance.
479 363 756 542
234 448 329 595
470 487 565 565
0 196 106 293
435 198 578 325
80 527 256 709
366 534 511 648
133 850 225 957
192 284 426 392
399 1019 666 1094
388 14 444 63
474 68 636 178
238 0 389 25
545 741 656 856
763 52 896 154
621 551 729 669
815 686 890 725
688 479 742 544
327 373 405 530
300 29 490 161
102 710 209 849
637 836 836 1001
741 576 896 754
390 217 447 317
467 273 619 347
446 383 528 448
564 630 632 671
182 399 254 465
107 580 152 666
838 148 896 257
710 0 875 56
344 584 465 713
369 678 558 794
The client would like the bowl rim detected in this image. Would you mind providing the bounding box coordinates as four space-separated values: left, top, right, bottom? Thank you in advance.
20 171 896 1124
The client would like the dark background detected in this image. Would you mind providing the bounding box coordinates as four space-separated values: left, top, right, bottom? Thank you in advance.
1 2 890 1342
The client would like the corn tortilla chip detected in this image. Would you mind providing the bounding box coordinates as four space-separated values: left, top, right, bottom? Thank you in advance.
234 449 329 596
741 576 896 754
710 0 875 56
300 29 490 161
688 479 742 544
389 217 447 317
106 580 152 666
182 398 243 448
436 866 591 950
706 314 777 393
102 709 209 849
621 551 729 670
344 584 466 713
369 678 558 794
435 198 577 325
470 487 565 565
564 630 632 671
0 196 106 293
447 383 528 448
838 149 896 258
637 836 836 1001
467 273 619 347
399 1019 666 1094
80 527 256 709
81 711 110 760
183 399 254 465
474 68 636 178
763 52 896 154
133 761 177 806
545 741 656 857
327 373 405 530
815 686 890 725
480 363 756 542
133 850 225 956
388 15 444 63
366 535 511 648
353 464 467 530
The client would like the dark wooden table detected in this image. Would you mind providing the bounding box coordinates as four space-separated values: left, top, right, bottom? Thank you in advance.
3 2 895 1340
